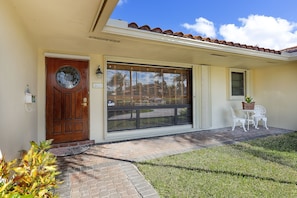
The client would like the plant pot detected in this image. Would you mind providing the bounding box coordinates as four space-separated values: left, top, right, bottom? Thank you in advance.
242 102 255 110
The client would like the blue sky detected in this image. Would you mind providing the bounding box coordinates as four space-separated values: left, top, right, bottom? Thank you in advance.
111 0 297 50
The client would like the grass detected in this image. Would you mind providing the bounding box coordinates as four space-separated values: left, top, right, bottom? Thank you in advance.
136 132 297 197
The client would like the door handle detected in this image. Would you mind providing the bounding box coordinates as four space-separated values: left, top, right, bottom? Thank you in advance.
81 97 88 107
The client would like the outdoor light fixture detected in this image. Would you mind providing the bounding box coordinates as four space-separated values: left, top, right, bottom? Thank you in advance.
96 65 103 78
0 149 2 161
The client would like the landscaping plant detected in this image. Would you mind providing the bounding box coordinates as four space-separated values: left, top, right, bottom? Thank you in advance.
0 140 61 198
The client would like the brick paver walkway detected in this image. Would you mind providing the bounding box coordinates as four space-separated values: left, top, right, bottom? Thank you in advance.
55 127 293 197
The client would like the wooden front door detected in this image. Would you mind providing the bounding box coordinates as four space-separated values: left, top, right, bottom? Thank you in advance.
46 57 89 143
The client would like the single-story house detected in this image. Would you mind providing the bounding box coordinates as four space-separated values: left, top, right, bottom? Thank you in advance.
1 0 297 160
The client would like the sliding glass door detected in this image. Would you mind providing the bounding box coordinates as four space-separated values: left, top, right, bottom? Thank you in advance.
107 62 192 132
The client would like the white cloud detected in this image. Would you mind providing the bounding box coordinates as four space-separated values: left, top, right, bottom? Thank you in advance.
182 17 216 38
182 15 297 50
219 15 297 50
117 0 128 6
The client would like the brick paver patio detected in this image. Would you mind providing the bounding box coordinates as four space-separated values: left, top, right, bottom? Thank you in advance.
55 127 293 197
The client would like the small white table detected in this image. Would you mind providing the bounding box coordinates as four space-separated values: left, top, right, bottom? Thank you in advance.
241 109 255 130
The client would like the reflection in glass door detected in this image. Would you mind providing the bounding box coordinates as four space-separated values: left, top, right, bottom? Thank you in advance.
107 63 192 132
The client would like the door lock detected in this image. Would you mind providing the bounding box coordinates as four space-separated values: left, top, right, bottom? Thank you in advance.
81 97 88 107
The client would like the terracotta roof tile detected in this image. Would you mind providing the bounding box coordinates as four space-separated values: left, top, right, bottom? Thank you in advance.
226 41 234 46
139 25 151 31
184 34 194 39
212 39 219 44
193 35 203 40
202 37 211 42
128 22 138 29
281 46 297 53
163 29 174 35
151 27 162 33
173 32 184 37
128 22 282 55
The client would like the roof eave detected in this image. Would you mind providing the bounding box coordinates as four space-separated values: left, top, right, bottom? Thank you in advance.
100 19 288 61
281 51 297 61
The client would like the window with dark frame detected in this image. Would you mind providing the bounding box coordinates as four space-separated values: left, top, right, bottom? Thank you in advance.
106 62 193 132
231 71 244 96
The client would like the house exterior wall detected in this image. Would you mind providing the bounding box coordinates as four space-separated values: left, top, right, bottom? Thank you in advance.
3 0 297 160
210 66 231 128
209 66 252 129
0 0 38 160
37 55 203 144
40 53 296 146
253 63 297 130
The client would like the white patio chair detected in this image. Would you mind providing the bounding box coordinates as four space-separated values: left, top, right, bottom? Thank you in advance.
230 107 247 132
252 105 269 130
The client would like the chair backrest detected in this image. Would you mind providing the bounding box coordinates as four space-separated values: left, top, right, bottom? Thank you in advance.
254 105 266 116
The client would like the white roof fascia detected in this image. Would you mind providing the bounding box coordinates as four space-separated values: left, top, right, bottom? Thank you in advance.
103 19 288 61
44 53 90 60
281 51 297 61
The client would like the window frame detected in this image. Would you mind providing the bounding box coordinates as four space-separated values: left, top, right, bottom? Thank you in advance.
106 61 193 132
229 68 248 100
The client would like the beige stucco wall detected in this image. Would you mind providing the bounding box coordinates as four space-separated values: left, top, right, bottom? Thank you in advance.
210 66 230 128
0 0 38 160
210 66 238 129
253 63 297 130
208 62 297 131
209 66 255 129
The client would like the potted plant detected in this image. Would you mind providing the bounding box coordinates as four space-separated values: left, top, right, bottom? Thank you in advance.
242 96 255 109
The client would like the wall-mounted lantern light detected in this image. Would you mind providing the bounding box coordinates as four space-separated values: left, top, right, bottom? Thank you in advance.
96 65 103 78
0 149 2 161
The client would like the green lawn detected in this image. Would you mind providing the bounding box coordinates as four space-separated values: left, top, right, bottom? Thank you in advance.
136 132 297 197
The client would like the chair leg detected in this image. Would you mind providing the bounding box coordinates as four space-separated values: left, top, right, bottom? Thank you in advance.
254 118 259 129
232 122 236 131
263 118 269 130
240 120 247 132
251 121 254 127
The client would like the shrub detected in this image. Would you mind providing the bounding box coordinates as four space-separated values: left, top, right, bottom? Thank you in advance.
0 140 61 198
